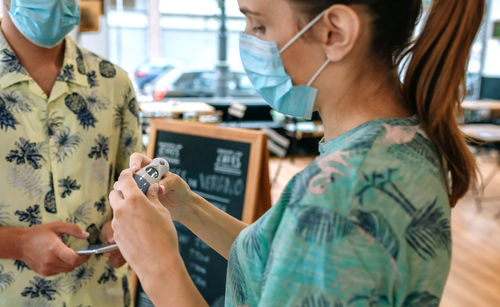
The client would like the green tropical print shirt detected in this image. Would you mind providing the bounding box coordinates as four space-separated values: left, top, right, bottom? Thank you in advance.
226 116 451 307
0 29 141 306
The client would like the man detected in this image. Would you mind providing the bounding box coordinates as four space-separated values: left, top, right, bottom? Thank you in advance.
0 0 142 305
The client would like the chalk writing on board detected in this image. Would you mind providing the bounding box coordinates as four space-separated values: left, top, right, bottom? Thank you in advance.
157 142 183 165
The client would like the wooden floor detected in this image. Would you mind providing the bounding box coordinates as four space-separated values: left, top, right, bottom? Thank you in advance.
268 155 500 307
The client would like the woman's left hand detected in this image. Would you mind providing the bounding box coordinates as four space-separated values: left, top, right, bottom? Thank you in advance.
100 221 126 268
109 169 180 281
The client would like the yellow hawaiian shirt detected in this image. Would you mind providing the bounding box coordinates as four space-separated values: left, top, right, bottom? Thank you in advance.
0 29 142 306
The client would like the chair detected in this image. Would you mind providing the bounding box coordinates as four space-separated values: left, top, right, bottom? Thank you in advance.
460 124 500 218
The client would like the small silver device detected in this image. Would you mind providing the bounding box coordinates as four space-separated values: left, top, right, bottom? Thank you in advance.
76 158 169 255
133 158 170 194
76 244 119 255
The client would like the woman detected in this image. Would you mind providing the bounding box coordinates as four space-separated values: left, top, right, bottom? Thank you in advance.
110 0 484 306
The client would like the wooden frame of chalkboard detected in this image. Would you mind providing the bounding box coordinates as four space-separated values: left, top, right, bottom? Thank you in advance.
147 119 271 223
130 119 272 305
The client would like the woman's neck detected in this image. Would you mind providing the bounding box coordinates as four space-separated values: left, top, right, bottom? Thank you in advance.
316 66 411 141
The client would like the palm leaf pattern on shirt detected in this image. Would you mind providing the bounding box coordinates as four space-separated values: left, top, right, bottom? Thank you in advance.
98 264 117 284
58 176 81 198
241 215 268 261
86 71 99 88
8 165 50 199
0 96 18 131
5 138 44 169
122 275 131 307
296 293 343 307
52 127 81 163
86 223 102 246
66 263 95 294
350 210 400 260
2 90 32 112
57 64 75 82
348 289 389 306
122 86 140 124
76 47 86 74
228 247 247 306
43 112 64 137
119 131 138 158
356 169 451 259
0 49 25 75
94 196 107 215
402 291 439 307
66 202 91 225
21 276 60 301
113 103 126 128
84 91 109 112
14 260 31 272
88 134 109 160
405 200 451 259
296 207 355 244
15 205 42 227
0 264 14 292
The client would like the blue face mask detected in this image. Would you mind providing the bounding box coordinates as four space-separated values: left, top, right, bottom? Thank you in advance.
239 11 330 120
8 0 81 48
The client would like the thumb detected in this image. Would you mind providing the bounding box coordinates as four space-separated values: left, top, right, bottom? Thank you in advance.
51 222 89 240
146 183 162 205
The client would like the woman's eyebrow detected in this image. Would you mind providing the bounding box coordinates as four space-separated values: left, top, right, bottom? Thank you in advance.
240 7 262 16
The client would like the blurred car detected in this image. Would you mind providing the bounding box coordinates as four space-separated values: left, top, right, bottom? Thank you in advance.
151 68 259 100
134 58 177 93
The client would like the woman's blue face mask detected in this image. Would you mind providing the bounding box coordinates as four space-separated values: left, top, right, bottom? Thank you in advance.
8 0 81 48
239 11 330 120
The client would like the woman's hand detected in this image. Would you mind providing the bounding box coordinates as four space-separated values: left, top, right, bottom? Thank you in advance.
109 169 181 281
129 152 195 223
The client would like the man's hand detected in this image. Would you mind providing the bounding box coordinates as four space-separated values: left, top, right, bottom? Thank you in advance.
101 221 127 268
19 222 90 276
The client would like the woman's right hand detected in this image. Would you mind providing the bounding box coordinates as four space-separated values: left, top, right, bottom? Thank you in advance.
129 153 195 223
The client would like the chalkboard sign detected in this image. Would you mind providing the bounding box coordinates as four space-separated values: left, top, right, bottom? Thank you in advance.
133 119 271 306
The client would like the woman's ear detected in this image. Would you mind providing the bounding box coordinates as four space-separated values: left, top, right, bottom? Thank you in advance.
320 5 361 62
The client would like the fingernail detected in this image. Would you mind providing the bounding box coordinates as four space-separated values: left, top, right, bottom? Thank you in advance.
131 164 138 171
160 184 165 194
153 184 159 195
83 231 89 236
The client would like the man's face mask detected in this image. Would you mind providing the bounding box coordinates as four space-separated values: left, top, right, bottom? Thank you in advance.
8 0 81 48
239 11 330 120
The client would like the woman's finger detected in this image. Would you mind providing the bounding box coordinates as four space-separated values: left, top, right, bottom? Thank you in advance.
114 171 143 199
129 152 152 171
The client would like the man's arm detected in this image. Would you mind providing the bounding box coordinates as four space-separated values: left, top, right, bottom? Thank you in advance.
0 223 90 276
0 227 24 259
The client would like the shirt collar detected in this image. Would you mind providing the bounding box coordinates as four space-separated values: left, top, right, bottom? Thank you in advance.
56 36 89 88
0 27 88 89
0 29 30 88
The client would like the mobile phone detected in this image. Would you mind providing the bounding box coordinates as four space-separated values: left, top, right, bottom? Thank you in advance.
133 158 170 194
76 244 119 255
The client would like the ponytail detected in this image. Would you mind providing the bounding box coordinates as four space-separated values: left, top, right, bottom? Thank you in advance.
399 0 485 206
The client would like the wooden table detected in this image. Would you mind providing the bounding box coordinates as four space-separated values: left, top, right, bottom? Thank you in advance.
462 100 500 120
459 124 500 214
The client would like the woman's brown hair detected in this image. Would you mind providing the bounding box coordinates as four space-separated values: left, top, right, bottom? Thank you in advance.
288 0 485 207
